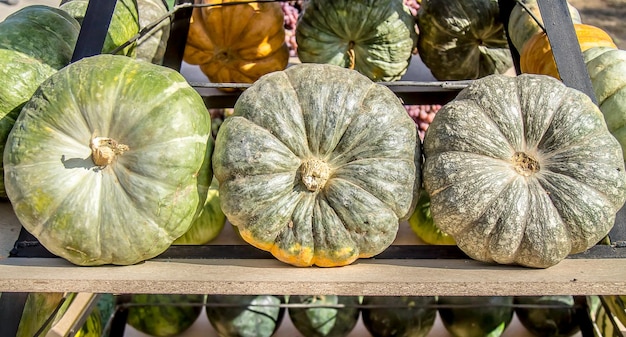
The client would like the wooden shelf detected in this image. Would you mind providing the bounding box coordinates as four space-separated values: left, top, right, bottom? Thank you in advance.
2 201 626 296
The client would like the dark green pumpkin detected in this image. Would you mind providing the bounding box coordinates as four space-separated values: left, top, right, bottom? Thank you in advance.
296 0 418 81
60 0 139 56
288 295 360 337
0 5 80 69
3 54 212 266
127 294 205 337
205 295 285 337
438 296 514 337
423 74 626 268
514 296 580 337
361 296 437 337
0 49 56 199
212 63 421 267
416 0 512 80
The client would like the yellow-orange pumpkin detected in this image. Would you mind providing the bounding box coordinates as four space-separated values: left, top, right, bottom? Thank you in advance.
520 23 617 80
183 0 289 88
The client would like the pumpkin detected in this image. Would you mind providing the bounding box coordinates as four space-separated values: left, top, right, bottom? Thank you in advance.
126 294 205 337
416 0 513 80
422 74 626 268
183 0 289 87
3 54 212 266
212 63 420 267
514 296 580 337
0 50 56 199
16 293 69 337
408 188 456 245
295 0 418 82
136 0 171 64
59 0 139 56
507 0 581 53
361 296 437 337
520 24 617 80
205 295 286 337
288 295 360 337
583 47 626 164
438 296 515 337
174 178 226 245
0 5 80 69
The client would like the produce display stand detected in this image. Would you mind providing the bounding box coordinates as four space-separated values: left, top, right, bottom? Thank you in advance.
1 0 626 336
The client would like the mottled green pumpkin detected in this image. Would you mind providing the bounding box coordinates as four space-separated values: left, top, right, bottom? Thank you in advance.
206 295 285 337
295 0 418 81
3 54 211 266
174 178 226 245
0 5 80 69
507 0 581 53
213 63 420 267
288 295 360 337
417 0 512 80
423 74 626 268
361 296 437 337
136 0 171 64
583 47 626 164
60 0 139 56
127 294 205 337
0 49 56 199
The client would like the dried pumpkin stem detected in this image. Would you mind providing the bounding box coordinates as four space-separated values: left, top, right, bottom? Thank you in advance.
90 136 129 166
347 41 356 70
512 151 540 176
300 158 330 192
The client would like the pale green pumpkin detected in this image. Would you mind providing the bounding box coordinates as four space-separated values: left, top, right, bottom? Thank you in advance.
583 46 626 164
136 0 171 64
423 74 626 268
295 0 418 81
3 54 211 266
213 63 421 267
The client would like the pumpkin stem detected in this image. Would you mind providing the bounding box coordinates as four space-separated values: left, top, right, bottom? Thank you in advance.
512 151 540 176
300 158 330 192
90 136 129 167
347 41 356 70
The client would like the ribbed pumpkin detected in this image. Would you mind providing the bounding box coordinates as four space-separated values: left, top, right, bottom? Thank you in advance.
423 74 626 268
59 0 139 56
213 63 421 267
3 54 212 266
583 47 626 164
0 50 56 199
507 0 581 53
0 5 80 69
416 0 513 80
295 0 418 82
183 0 288 87
136 0 171 64
520 24 617 80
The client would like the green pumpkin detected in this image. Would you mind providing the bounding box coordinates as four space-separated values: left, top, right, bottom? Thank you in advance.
288 295 360 337
0 49 56 199
423 74 626 268
136 0 171 64
205 295 285 337
438 296 514 337
174 177 226 245
583 47 626 164
16 293 69 337
60 0 139 56
416 0 512 80
212 63 421 267
127 294 205 337
361 296 437 337
507 0 581 53
295 0 418 81
0 5 80 69
408 188 456 245
3 54 212 266
514 296 580 337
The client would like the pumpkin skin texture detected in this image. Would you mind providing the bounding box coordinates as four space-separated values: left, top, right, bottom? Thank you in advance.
136 0 171 64
416 0 512 80
3 54 211 266
422 74 626 268
520 24 617 80
183 0 289 87
295 0 418 82
0 5 80 70
59 0 139 56
583 47 626 164
507 0 581 53
0 49 56 199
213 63 421 267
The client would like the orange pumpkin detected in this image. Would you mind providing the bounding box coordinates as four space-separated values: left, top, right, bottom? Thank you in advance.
183 0 289 88
520 24 617 80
